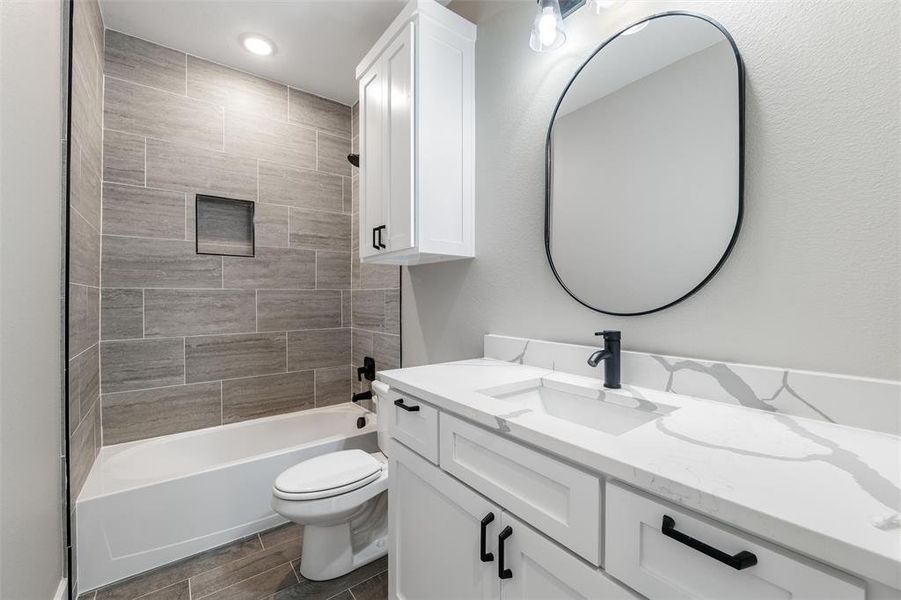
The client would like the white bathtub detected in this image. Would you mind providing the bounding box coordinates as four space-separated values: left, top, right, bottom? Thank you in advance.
76 403 378 591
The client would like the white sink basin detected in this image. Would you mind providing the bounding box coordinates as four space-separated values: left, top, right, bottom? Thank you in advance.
479 378 677 436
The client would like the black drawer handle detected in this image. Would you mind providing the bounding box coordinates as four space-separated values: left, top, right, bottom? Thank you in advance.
480 513 495 562
372 227 379 250
394 398 420 412
375 225 386 249
498 526 513 580
661 515 757 570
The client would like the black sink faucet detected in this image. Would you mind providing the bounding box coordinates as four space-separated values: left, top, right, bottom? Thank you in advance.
587 330 621 389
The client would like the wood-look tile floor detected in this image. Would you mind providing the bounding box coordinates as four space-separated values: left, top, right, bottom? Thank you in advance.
77 523 388 600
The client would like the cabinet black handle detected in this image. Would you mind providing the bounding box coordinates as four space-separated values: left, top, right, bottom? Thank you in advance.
394 398 420 412
661 515 757 571
480 513 495 562
372 227 379 250
498 526 513 580
376 225 387 249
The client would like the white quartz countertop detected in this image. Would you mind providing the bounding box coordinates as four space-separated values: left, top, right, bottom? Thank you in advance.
378 358 901 590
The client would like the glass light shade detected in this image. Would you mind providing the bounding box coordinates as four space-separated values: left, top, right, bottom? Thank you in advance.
529 0 566 52
586 0 623 14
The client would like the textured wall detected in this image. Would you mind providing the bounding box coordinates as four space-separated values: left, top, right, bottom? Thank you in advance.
99 31 366 446
0 0 66 597
407 0 900 380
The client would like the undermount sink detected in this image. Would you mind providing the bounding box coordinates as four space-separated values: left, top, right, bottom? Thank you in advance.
479 378 677 436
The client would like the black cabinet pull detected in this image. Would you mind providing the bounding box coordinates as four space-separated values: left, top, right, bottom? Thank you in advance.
372 227 379 250
394 398 420 412
661 515 757 571
480 513 495 562
498 526 513 580
376 225 387 249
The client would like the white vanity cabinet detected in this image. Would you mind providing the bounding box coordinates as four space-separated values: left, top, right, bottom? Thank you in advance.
389 440 635 600
355 0 475 265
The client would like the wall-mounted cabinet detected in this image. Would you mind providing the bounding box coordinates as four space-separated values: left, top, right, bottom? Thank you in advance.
356 0 475 265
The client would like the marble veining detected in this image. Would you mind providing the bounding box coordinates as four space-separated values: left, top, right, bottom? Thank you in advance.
485 335 901 435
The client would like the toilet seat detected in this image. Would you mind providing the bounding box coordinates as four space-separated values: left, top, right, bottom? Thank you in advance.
273 449 384 501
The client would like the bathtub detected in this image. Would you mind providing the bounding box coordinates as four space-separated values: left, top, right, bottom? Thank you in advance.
76 403 378 591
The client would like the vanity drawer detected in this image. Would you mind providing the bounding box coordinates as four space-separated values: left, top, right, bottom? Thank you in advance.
439 413 602 564
387 389 439 464
605 482 865 600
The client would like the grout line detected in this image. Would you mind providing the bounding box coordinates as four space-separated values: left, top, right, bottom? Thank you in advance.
219 381 223 425
187 578 192 600
141 289 145 338
289 559 301 583
183 337 186 384
143 137 147 187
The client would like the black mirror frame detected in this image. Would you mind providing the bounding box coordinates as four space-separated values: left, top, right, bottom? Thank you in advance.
544 11 746 317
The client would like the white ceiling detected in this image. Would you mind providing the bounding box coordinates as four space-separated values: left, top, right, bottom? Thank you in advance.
98 0 449 105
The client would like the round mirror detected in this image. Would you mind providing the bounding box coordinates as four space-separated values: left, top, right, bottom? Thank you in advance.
546 12 744 316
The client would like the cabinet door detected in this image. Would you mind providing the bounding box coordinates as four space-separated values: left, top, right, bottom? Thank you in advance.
390 439 500 600
383 21 415 253
499 513 639 600
359 60 385 259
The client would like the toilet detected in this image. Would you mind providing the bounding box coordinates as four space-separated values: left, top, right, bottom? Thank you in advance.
271 383 390 581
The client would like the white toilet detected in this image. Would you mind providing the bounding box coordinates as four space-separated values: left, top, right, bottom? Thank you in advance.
271 384 390 581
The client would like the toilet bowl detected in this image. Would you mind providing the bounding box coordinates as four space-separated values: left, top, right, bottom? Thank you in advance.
271 382 391 581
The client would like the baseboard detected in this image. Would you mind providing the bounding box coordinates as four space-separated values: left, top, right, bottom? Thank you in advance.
53 578 68 600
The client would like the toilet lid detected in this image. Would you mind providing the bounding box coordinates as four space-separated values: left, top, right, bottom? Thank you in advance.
274 450 382 497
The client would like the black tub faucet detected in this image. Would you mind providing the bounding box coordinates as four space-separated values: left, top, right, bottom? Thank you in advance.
587 330 621 389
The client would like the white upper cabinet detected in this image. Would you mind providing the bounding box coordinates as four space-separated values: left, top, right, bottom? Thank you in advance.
356 0 476 265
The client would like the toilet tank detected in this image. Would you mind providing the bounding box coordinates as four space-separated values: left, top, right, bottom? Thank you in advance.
372 381 391 456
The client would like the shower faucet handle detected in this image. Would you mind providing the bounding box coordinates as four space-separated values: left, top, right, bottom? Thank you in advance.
357 357 376 382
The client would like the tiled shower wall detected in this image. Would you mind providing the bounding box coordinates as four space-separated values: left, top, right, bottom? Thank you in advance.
350 104 401 396
68 0 104 500
97 30 377 446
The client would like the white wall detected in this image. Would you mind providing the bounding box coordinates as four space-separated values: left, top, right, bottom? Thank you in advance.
407 0 900 380
0 1 66 598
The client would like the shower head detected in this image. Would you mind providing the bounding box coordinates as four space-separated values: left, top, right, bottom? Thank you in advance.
347 153 359 168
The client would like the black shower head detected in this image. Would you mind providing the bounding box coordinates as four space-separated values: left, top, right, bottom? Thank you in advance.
347 153 359 168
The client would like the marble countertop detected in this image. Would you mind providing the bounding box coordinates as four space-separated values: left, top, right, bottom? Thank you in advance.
378 358 901 590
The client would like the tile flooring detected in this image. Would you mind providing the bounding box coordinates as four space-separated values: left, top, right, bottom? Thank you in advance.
77 523 388 600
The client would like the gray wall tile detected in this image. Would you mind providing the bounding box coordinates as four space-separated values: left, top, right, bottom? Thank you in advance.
342 177 352 213
289 89 350 137
287 328 350 371
144 289 256 337
71 138 101 230
351 290 385 332
316 251 350 289
254 203 290 248
289 208 350 252
185 333 286 383
385 290 399 334
257 290 342 331
69 284 99 360
103 129 145 186
101 288 143 340
105 30 186 94
102 235 222 288
104 76 223 151
70 211 100 287
315 365 350 407
196 196 254 256
222 246 315 290
222 372 314 424
102 183 185 239
351 329 373 368
145 138 257 200
187 56 288 121
317 132 351 177
372 333 400 370
360 263 399 290
225 111 315 169
341 291 351 328
102 382 221 444
70 344 100 435
100 338 185 393
258 162 343 212
70 402 97 498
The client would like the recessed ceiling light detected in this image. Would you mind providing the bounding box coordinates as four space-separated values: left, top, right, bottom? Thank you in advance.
240 33 276 56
